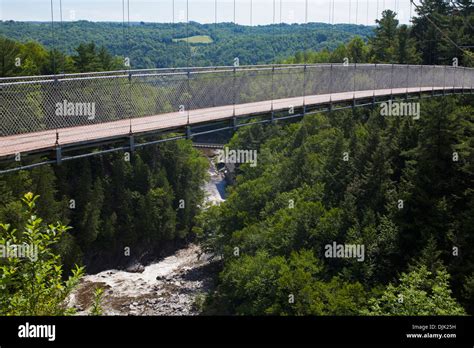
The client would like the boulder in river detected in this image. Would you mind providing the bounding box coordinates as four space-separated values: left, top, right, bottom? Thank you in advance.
125 263 145 273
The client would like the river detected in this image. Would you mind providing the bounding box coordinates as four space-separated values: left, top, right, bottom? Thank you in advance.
67 150 226 315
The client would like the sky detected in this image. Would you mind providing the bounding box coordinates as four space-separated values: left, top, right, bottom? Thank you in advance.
1 0 417 25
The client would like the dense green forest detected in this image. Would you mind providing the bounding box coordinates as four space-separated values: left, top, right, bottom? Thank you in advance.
196 95 474 315
194 1 474 315
284 7 473 66
0 0 473 316
0 141 208 275
0 20 372 70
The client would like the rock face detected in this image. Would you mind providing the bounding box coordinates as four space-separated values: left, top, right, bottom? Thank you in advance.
68 244 217 316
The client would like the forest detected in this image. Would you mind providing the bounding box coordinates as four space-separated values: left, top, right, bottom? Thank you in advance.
0 0 473 316
196 96 474 315
0 20 372 71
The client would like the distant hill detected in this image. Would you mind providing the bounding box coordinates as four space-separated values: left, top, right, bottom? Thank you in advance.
0 20 373 68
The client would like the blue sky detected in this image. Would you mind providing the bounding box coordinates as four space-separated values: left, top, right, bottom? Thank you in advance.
1 0 416 24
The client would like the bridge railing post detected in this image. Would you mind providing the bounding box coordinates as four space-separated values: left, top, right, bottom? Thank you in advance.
431 65 435 96
372 63 376 108
462 66 465 95
453 65 456 95
390 63 394 101
53 76 60 149
443 65 447 96
187 69 191 126
405 64 409 100
128 71 133 142
469 68 474 94
232 66 236 129
419 65 423 99
271 65 275 122
303 64 307 116
329 63 333 112
352 63 357 109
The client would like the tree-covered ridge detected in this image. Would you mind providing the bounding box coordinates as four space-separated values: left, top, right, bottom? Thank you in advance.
0 38 126 77
284 4 473 66
196 95 474 315
0 140 208 273
0 20 373 69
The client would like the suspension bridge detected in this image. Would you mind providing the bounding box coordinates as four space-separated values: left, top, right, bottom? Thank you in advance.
1 63 473 173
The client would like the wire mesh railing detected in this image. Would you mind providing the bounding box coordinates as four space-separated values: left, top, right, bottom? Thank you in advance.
1 64 473 144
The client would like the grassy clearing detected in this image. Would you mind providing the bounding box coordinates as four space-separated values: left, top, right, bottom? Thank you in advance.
172 35 213 44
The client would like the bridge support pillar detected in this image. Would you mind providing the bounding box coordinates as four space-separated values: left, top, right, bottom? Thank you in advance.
55 147 62 166
271 111 275 123
186 126 192 139
233 117 237 131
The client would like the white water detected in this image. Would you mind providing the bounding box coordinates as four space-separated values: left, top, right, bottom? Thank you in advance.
68 151 226 315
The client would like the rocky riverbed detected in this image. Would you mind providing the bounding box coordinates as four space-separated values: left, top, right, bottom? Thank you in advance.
67 150 226 316
68 244 217 315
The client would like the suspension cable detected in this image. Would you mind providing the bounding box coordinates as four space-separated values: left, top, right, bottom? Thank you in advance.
250 0 253 27
366 0 369 26
355 0 359 24
173 0 175 68
50 0 56 74
59 0 63 73
305 0 308 61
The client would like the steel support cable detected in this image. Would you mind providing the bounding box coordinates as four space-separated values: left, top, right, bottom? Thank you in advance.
186 0 191 127
213 0 217 107
328 0 332 23
173 0 175 68
215 0 217 66
349 0 352 24
127 0 133 137
304 0 308 59
332 0 335 24
186 0 190 68
303 0 308 112
49 0 60 149
280 0 283 41
250 0 253 26
409 0 412 23
356 0 359 24
232 0 236 118
366 0 369 26
376 0 379 21
59 0 64 73
271 0 276 117
50 0 56 74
